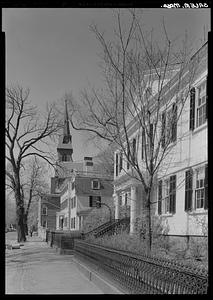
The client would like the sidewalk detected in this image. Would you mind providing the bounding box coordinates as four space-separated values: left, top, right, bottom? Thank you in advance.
5 233 103 294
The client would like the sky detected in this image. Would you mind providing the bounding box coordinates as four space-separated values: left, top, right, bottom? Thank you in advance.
3 8 210 162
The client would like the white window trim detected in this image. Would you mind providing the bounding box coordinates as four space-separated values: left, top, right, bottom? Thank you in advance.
92 179 100 190
195 80 207 128
158 175 176 216
187 164 207 214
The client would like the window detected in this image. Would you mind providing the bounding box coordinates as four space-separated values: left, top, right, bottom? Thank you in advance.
71 217 75 229
196 81 206 127
71 197 76 209
141 128 149 160
89 196 101 207
195 167 205 209
119 195 122 206
42 206 47 215
158 175 176 214
161 112 166 148
161 104 177 147
184 164 207 212
61 199 68 210
189 80 207 130
42 220 47 228
64 217 67 227
92 180 100 190
158 180 162 215
164 180 170 213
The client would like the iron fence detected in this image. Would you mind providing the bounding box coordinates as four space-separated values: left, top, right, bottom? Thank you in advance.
48 230 82 250
74 239 208 294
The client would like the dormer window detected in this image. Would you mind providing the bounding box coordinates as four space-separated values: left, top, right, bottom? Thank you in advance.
92 179 100 190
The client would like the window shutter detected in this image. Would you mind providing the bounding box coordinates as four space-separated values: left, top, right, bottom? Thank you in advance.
158 180 162 215
141 128 145 160
132 138 136 163
169 175 176 214
127 147 130 170
185 169 193 211
115 153 118 176
119 152 123 172
189 87 195 130
89 196 93 207
161 112 166 148
172 104 177 142
204 164 208 209
150 123 153 150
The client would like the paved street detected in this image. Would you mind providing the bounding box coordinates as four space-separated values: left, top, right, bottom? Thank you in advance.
5 232 103 294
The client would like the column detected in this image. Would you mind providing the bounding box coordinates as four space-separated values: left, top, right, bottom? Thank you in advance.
130 185 137 234
114 192 120 220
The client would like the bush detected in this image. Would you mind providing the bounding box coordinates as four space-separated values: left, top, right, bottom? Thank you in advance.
86 232 208 271
86 230 148 255
189 237 208 261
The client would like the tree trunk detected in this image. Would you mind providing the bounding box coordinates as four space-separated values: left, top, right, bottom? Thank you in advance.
16 206 26 243
24 213 28 236
14 174 26 243
145 191 152 254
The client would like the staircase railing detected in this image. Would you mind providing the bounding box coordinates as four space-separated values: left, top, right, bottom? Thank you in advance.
94 217 130 238
83 220 114 238
83 217 130 239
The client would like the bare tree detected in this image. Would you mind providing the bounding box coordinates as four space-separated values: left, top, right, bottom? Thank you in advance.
21 157 49 235
68 9 198 252
6 85 61 242
93 146 115 176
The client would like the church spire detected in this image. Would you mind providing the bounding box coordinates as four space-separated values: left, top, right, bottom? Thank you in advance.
63 99 72 144
56 99 73 164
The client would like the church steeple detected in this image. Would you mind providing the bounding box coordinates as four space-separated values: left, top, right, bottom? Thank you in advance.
57 100 73 163
63 99 72 144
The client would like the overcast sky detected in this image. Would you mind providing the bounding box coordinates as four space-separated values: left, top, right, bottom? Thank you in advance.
3 8 210 162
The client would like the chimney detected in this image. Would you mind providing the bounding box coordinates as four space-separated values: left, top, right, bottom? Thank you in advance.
83 157 93 174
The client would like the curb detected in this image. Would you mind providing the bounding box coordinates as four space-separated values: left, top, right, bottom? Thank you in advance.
72 257 124 294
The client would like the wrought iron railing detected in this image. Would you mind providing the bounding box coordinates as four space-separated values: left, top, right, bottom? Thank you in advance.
83 220 114 238
94 217 130 238
83 217 130 239
49 230 82 250
74 239 208 294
